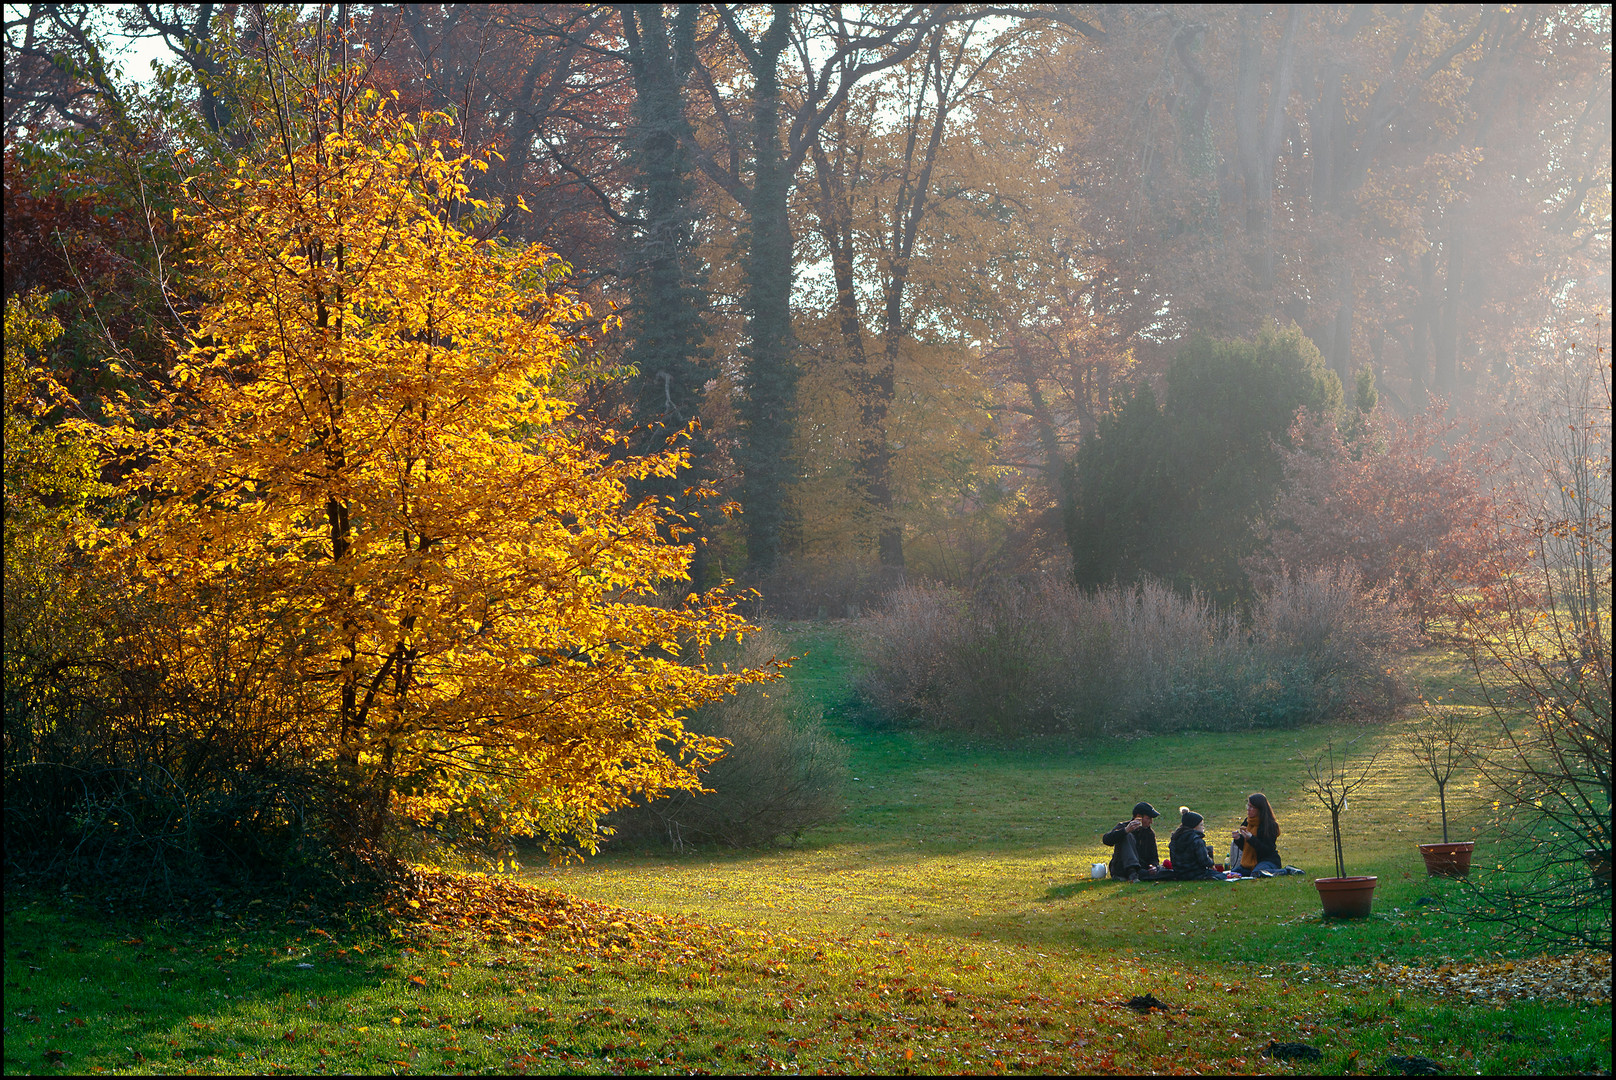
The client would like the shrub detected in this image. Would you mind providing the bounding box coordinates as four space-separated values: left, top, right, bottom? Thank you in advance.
604 627 847 849
857 579 1111 738
1259 404 1518 632
1251 564 1417 721
856 569 1414 738
4 581 360 904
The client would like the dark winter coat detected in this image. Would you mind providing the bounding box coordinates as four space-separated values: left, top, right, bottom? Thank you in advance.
1162 827 1219 880
1101 821 1160 877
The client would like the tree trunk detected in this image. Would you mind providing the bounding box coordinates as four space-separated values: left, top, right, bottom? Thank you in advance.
738 12 796 575
620 6 715 590
1438 782 1449 845
1233 7 1299 296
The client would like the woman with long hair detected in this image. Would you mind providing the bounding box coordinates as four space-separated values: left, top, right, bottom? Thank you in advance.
1229 792 1283 876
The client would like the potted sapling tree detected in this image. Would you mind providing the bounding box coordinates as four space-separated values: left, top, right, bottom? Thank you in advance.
1404 697 1480 876
1305 736 1382 917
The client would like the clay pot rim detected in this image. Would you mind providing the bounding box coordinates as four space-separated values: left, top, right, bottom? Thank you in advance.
1416 841 1476 851
1313 875 1378 885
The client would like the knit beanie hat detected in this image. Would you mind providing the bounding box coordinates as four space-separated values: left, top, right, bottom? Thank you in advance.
1132 801 1160 819
1179 806 1204 829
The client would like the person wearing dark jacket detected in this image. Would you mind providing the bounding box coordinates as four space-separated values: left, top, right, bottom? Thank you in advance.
1228 792 1284 877
1156 806 1219 881
1101 802 1161 881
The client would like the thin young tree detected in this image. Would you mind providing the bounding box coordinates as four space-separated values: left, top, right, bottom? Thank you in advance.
1303 736 1381 880
1445 320 1611 949
1404 699 1481 844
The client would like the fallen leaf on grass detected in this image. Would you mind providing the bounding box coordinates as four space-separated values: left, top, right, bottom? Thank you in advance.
1332 950 1610 1005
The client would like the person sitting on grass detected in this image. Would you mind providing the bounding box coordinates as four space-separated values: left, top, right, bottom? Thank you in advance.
1228 792 1284 877
1153 806 1219 881
1101 801 1162 882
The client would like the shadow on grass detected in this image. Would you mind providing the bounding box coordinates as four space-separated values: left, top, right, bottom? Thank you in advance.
1041 882 1090 902
2 898 396 1074
2 889 605 1076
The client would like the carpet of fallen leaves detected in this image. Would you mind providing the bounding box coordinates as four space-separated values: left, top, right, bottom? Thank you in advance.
377 868 1302 1074
384 865 728 962
1334 950 1612 1006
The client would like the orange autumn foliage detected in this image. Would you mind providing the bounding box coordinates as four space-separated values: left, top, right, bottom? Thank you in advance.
83 89 774 856
1259 405 1523 629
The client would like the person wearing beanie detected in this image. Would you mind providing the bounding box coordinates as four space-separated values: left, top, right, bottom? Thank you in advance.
1228 792 1284 877
1160 806 1219 880
1100 801 1162 882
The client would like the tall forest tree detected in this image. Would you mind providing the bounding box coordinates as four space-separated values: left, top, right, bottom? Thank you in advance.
679 5 958 574
9 3 1606 599
800 16 1036 578
614 5 722 589
354 5 632 287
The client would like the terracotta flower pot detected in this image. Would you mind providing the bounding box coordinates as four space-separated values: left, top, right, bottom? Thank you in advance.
1314 875 1377 918
1417 841 1475 877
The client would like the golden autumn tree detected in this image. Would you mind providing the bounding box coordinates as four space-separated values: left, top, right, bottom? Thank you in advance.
86 87 771 860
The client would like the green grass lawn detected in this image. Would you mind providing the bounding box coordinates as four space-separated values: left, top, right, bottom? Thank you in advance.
3 622 1609 1075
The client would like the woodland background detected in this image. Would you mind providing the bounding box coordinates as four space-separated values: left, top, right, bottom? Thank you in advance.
6 3 1607 601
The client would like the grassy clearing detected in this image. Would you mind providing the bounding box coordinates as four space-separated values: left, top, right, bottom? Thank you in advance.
3 621 1609 1075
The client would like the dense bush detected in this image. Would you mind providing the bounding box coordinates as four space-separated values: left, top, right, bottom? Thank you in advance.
857 568 1415 738
3 580 361 903
604 627 847 849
